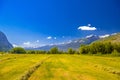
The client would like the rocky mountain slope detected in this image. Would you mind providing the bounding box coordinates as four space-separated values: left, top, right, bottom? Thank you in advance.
0 31 13 51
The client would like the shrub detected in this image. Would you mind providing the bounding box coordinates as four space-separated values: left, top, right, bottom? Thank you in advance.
10 47 26 54
67 48 75 54
111 49 120 57
79 45 89 54
50 47 59 54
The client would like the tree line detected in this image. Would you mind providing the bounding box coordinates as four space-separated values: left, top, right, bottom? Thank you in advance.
9 47 79 54
80 42 120 56
6 42 120 56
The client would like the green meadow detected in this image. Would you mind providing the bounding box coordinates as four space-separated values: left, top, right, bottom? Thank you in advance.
0 54 120 80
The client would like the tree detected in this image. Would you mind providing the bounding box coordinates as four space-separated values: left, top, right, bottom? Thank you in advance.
67 48 75 54
27 50 35 54
79 45 89 54
113 43 120 53
89 42 105 54
111 49 120 56
10 47 26 54
50 47 59 54
104 42 113 54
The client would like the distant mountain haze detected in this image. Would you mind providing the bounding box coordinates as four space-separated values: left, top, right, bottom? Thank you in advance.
29 35 100 51
0 31 13 51
27 33 119 51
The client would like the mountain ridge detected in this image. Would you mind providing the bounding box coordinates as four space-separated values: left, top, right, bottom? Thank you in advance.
27 35 100 51
93 33 120 43
0 31 13 51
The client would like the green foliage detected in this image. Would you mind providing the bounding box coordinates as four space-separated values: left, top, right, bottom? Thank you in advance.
104 42 113 54
75 51 80 54
10 47 26 54
67 48 75 54
79 42 120 56
27 50 46 54
27 50 36 54
79 45 89 54
113 43 120 53
58 50 65 54
111 49 120 57
50 47 59 54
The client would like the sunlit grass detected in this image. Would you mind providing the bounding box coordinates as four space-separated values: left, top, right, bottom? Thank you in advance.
29 55 120 80
0 54 48 80
0 54 120 80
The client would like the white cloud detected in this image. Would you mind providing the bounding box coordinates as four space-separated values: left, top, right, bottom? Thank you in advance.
12 44 19 47
23 41 34 48
12 40 45 48
78 24 97 31
20 41 41 48
47 36 52 39
99 34 110 38
36 40 39 42
54 37 57 39
23 41 30 45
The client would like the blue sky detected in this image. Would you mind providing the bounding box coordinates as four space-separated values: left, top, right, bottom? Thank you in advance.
0 0 120 47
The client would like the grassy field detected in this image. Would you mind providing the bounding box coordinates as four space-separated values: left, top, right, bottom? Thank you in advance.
0 54 120 80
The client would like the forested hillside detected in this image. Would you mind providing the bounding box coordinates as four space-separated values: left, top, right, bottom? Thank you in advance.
79 33 120 56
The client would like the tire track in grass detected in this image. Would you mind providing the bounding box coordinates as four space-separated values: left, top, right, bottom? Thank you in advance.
71 55 120 79
0 57 17 62
19 56 51 80
93 64 120 76
73 55 120 76
28 55 70 80
0 55 28 63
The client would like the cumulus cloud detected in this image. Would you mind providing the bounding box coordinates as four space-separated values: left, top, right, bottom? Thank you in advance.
13 40 43 48
22 41 36 48
78 24 97 31
13 44 19 47
46 36 57 40
47 36 52 39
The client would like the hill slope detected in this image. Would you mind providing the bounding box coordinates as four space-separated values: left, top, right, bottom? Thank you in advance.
0 31 13 51
94 33 120 43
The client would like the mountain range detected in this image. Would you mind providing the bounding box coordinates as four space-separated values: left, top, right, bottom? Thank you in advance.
27 33 118 51
0 31 119 51
27 35 100 51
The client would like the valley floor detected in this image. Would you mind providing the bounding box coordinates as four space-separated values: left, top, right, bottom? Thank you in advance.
0 54 120 80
